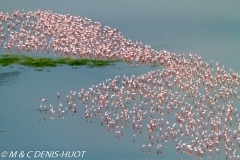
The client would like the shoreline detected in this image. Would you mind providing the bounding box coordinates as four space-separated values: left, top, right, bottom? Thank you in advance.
0 54 120 68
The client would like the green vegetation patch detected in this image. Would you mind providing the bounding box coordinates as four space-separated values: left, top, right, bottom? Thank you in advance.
0 54 118 68
0 54 20 66
19 56 58 67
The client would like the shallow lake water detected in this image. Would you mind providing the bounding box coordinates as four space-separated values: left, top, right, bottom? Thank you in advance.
0 1 240 160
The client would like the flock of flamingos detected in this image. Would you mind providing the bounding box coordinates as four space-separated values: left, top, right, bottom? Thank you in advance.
1 10 240 159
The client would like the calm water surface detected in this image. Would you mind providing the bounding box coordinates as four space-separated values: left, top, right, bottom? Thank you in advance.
0 1 240 160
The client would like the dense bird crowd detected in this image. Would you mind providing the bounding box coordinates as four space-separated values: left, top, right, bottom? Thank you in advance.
76 53 240 159
1 9 159 66
1 10 240 159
